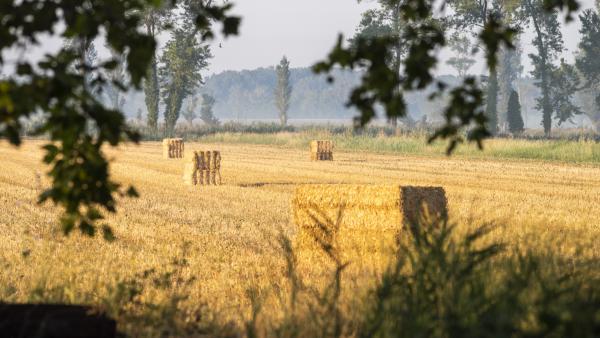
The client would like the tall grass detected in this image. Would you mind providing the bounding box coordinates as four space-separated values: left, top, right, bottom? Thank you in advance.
193 131 600 164
8 218 599 337
248 214 600 338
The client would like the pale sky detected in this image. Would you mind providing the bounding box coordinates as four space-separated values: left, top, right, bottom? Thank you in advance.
207 0 375 74
206 0 597 76
2 0 597 77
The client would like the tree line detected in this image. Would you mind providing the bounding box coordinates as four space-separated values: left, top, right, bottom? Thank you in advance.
345 0 600 135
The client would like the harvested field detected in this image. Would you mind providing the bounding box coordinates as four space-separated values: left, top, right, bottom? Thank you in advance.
0 140 599 331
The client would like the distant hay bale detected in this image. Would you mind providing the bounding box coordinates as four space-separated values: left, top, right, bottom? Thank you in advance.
310 140 333 161
183 150 222 186
292 184 447 263
162 138 184 159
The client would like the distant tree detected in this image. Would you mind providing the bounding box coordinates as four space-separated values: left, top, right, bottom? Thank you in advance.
160 27 211 136
446 0 521 136
182 96 199 126
523 0 564 136
142 4 171 131
550 59 583 125
485 71 499 135
446 34 477 77
200 94 219 126
104 46 128 111
275 56 292 126
576 6 600 132
351 0 408 127
63 38 98 93
507 89 524 134
497 40 523 131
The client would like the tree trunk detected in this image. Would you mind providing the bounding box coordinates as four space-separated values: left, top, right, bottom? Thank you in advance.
527 0 552 136
144 16 159 132
486 69 499 136
391 2 402 130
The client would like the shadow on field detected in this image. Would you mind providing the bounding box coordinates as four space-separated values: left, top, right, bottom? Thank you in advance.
0 304 116 338
238 182 344 188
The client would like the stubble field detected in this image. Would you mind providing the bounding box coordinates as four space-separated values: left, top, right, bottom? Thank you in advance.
1 139 599 334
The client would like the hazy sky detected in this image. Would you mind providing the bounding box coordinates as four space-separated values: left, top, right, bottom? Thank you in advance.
207 0 374 74
2 0 596 77
207 0 597 76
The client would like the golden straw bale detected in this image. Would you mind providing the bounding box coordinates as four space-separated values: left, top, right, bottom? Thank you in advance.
309 140 334 161
292 184 447 267
162 138 185 159
181 149 222 186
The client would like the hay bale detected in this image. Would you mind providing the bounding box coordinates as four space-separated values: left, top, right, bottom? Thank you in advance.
310 140 333 161
292 184 447 263
162 138 184 159
182 150 222 186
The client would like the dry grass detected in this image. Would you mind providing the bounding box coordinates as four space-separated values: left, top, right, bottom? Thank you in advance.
0 140 599 333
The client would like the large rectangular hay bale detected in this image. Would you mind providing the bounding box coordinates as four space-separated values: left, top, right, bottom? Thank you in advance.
292 184 447 262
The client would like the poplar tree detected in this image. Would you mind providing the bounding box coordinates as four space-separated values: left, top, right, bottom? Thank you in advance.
576 4 600 132
200 94 219 126
523 0 563 136
275 56 292 126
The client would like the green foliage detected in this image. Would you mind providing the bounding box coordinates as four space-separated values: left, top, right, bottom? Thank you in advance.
351 0 411 127
508 89 525 133
349 7 395 47
275 56 292 126
524 0 564 135
200 94 219 126
497 41 523 128
551 59 583 125
360 219 600 338
104 46 128 111
160 22 211 136
316 0 583 146
429 77 489 154
577 8 600 86
315 0 516 152
449 0 519 137
0 0 240 237
241 210 600 337
576 7 600 131
141 2 171 131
